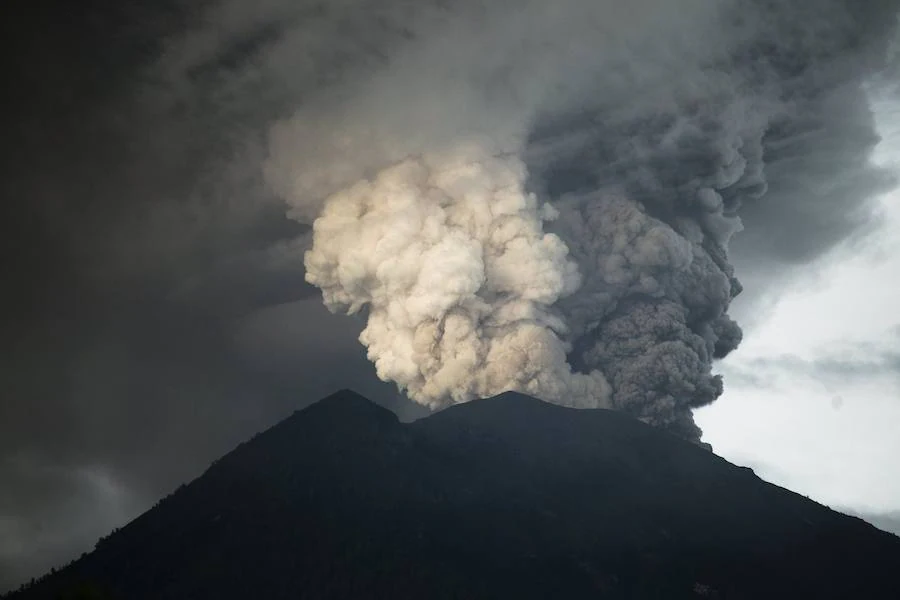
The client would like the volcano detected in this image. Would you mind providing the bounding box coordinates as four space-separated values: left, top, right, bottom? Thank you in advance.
7 390 900 599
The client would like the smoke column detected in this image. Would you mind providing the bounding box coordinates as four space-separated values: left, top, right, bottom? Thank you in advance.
265 0 900 441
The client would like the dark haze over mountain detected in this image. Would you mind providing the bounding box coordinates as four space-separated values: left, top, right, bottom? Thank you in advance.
6 391 900 599
3 0 900 591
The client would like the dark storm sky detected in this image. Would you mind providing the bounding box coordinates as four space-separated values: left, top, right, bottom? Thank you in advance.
2 0 899 592
0 1 426 589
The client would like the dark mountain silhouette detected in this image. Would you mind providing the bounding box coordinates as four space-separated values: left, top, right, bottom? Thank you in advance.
6 390 900 599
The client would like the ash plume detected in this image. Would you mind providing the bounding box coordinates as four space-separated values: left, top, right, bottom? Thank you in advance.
263 0 900 441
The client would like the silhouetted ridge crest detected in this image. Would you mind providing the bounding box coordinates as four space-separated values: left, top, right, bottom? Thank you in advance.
7 390 900 600
225 388 398 454
297 388 399 425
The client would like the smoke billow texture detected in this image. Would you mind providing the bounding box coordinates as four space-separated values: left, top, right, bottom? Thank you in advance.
265 0 900 441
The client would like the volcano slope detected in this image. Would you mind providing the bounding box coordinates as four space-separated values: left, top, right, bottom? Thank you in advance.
6 390 900 599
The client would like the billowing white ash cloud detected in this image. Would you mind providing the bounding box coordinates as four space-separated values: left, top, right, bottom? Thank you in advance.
307 146 609 407
265 0 900 441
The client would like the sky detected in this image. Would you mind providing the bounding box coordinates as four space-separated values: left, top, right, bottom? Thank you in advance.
698 91 900 515
2 0 900 593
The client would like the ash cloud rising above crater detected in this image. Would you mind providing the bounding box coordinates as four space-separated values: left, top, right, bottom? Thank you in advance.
264 0 900 440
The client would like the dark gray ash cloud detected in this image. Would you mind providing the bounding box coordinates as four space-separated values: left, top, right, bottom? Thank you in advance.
2 0 899 592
